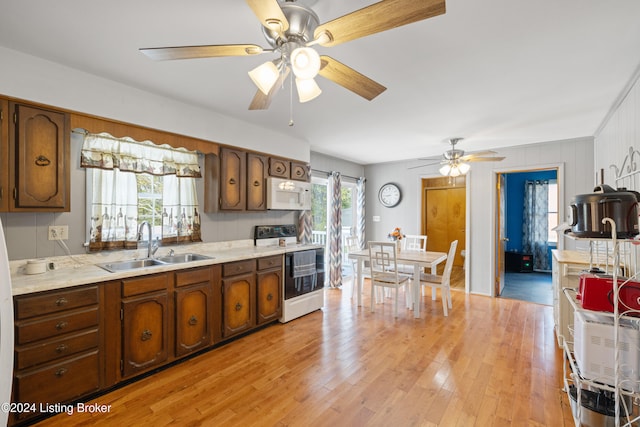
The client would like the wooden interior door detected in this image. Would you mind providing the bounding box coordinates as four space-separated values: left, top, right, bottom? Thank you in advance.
424 182 466 267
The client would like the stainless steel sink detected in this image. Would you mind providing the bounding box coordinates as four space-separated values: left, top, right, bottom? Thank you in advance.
155 253 213 264
96 258 166 273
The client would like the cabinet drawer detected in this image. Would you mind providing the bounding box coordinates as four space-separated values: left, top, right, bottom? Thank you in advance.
15 328 99 370
223 259 255 277
122 273 168 297
175 267 211 287
14 350 100 408
258 255 282 271
15 307 99 345
15 286 98 320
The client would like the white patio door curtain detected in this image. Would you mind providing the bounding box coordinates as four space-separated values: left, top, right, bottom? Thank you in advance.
81 132 201 251
522 179 549 271
328 172 342 288
356 177 366 250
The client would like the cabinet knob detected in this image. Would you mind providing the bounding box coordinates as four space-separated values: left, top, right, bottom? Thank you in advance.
188 315 198 326
55 368 68 377
55 297 68 306
235 302 243 311
253 180 260 187
229 178 236 185
141 329 153 341
55 321 68 330
267 293 273 301
55 344 68 353
295 169 302 176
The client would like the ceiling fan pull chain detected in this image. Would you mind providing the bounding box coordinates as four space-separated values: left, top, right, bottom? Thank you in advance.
289 72 294 126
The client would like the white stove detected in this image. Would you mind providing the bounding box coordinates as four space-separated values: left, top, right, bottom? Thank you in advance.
254 225 325 322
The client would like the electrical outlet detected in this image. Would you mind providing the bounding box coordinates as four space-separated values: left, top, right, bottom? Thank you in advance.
49 225 69 240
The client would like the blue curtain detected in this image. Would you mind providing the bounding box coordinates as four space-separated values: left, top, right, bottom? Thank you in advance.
328 172 342 288
522 180 550 271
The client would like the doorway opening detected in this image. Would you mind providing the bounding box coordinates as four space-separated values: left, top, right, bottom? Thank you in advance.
495 168 560 305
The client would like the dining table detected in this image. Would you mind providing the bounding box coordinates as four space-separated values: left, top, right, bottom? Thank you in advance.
348 247 448 318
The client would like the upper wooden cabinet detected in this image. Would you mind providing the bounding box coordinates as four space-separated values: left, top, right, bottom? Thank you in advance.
0 98 8 211
247 153 267 211
269 157 290 178
219 147 246 211
290 161 310 182
7 102 70 212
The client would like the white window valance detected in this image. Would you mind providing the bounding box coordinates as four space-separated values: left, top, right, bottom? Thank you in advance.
80 132 201 177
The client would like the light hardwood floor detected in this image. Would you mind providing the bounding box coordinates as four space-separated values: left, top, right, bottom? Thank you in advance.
34 282 574 426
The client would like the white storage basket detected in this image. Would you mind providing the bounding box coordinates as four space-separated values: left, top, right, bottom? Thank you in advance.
574 310 640 392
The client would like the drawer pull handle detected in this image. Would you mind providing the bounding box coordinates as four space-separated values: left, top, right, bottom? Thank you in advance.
235 302 242 311
55 368 68 377
55 297 68 306
35 155 51 166
55 321 68 330
188 315 198 326
56 344 68 353
267 293 273 301
141 329 153 341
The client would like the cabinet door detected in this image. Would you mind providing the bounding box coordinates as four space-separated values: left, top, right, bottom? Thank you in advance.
247 153 267 211
121 292 169 378
219 147 246 210
256 268 282 324
10 103 69 211
269 157 290 178
222 273 255 338
290 161 309 182
175 283 211 356
0 98 8 212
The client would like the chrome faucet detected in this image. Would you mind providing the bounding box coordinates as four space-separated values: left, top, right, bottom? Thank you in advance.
137 221 159 259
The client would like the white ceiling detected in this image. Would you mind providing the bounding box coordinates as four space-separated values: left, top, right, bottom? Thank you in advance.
1 0 639 165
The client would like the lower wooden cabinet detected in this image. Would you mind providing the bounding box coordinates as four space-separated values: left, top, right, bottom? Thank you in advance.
10 258 281 425
11 285 101 425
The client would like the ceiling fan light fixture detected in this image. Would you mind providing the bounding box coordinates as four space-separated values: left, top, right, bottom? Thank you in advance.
439 164 452 176
248 61 280 95
295 77 322 103
290 47 321 79
458 162 471 174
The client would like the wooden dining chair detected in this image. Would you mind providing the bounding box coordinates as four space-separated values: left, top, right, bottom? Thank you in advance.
419 240 458 316
368 241 411 317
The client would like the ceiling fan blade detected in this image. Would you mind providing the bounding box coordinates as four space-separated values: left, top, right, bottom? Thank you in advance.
408 161 443 170
249 66 290 110
464 156 506 162
458 150 497 161
318 56 386 100
140 44 264 60
313 0 446 47
246 0 289 33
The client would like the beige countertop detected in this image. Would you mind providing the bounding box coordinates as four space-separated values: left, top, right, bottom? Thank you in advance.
551 249 591 265
10 240 323 296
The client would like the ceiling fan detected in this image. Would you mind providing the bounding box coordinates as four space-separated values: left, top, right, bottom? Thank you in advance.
139 0 446 110
409 138 505 176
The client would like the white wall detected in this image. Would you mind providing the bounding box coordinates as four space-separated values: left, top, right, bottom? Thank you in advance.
0 47 307 260
594 67 640 189
364 137 595 296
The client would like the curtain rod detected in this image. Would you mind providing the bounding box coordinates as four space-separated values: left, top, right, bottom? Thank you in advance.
311 169 364 181
72 129 199 155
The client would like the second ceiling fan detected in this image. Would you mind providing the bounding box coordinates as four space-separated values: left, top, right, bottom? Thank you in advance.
410 138 505 176
140 0 446 110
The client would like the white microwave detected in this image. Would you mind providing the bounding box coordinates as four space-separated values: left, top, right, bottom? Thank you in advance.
266 177 312 210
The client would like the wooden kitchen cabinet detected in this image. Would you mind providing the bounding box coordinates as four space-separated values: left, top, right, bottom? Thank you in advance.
256 255 282 324
8 102 70 211
219 147 246 210
221 259 256 338
174 267 213 357
247 152 267 210
11 286 101 424
0 98 8 211
269 157 290 178
290 161 310 182
120 274 170 378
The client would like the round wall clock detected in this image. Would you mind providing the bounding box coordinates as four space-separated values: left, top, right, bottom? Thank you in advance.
378 183 401 207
